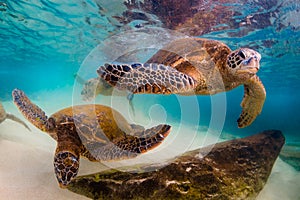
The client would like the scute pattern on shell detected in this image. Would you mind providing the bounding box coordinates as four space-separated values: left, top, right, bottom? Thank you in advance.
97 63 196 94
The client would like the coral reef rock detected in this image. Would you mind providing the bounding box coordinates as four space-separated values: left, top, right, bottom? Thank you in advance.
67 130 284 200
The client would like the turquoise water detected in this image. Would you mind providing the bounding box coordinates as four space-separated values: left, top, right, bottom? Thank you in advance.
0 0 300 199
1 0 299 140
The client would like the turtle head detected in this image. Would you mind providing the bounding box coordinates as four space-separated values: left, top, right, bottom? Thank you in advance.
46 117 56 132
226 48 261 79
81 78 100 101
54 151 79 188
81 78 113 101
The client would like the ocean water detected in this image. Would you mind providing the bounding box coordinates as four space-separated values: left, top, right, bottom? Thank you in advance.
0 0 299 199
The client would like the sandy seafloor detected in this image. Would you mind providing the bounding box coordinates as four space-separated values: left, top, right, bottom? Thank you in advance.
0 87 299 200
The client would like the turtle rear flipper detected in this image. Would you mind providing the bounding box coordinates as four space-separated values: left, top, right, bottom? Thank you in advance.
126 124 171 153
12 89 53 132
92 124 171 161
97 63 196 94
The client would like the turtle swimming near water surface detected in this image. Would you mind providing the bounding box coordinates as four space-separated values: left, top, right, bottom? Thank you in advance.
78 75 136 114
76 74 114 102
96 37 266 128
12 89 171 188
0 101 30 130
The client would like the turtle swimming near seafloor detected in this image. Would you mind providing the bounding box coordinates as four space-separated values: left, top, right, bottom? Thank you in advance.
12 89 171 188
96 37 266 128
0 101 30 130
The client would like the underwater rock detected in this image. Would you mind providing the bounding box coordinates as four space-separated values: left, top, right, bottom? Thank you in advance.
67 130 284 200
279 143 300 171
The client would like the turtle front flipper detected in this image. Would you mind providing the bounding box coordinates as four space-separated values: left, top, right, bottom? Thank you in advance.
12 89 54 132
238 76 266 128
93 124 171 161
97 63 196 94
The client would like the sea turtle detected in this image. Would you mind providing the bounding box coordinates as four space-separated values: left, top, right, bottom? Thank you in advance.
0 101 30 130
96 37 266 128
77 75 135 114
12 89 171 188
75 74 114 102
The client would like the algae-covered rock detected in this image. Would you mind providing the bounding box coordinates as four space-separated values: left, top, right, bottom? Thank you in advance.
67 130 285 200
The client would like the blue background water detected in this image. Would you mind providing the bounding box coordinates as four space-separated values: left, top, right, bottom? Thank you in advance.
0 0 299 143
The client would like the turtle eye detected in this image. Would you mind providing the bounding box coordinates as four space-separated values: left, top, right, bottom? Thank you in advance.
238 50 246 59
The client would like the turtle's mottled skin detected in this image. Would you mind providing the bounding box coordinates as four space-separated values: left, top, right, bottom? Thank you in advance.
80 77 114 102
79 76 136 114
97 38 266 128
0 101 30 130
12 89 171 188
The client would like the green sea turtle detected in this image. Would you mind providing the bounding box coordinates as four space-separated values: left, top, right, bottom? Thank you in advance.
12 89 171 188
96 37 266 128
0 101 30 130
77 75 135 114
75 74 113 102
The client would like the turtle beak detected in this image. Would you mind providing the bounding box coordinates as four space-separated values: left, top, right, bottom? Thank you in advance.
241 53 261 74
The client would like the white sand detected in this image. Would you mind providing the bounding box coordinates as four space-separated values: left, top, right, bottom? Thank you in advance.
0 87 299 199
